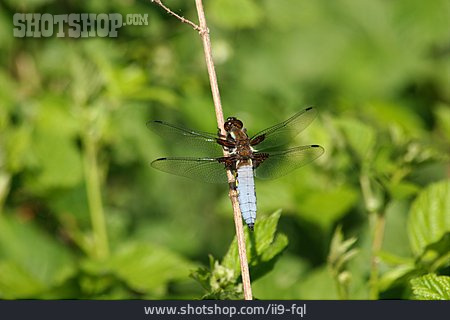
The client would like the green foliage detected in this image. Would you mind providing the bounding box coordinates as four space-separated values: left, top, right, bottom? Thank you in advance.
377 181 450 294
191 211 288 299
337 118 376 161
82 242 195 298
408 180 450 258
410 274 450 300
208 0 263 29
0 215 76 298
328 226 359 299
190 255 243 300
0 0 448 299
223 210 288 281
299 186 358 229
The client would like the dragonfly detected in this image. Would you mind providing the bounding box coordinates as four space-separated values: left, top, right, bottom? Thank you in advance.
148 107 324 230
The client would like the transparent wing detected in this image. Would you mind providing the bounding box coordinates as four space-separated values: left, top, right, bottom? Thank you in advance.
151 157 229 184
250 107 317 151
254 145 324 180
147 120 223 156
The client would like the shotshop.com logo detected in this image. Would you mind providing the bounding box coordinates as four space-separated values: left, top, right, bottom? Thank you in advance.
13 13 148 38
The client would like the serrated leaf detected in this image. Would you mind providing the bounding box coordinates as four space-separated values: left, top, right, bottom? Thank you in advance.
190 255 243 300
410 274 450 300
222 210 288 282
250 210 283 254
407 180 450 256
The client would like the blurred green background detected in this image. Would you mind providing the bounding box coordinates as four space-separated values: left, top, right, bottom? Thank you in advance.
0 0 449 299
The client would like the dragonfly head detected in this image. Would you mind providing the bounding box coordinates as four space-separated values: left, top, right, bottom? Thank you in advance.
224 117 243 132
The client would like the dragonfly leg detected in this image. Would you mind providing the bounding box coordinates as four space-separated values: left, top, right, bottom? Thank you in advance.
252 153 269 169
250 134 266 146
228 181 237 190
216 138 236 150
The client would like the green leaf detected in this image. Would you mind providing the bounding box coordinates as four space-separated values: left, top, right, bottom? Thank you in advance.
328 227 358 273
382 200 413 257
377 251 414 266
410 274 450 300
0 215 76 298
28 100 83 191
298 186 358 228
407 180 450 256
191 213 291 299
190 255 243 300
327 225 359 299
419 233 450 271
387 181 420 200
0 261 45 298
4 125 32 173
378 263 416 291
29 129 83 190
105 242 195 295
222 210 288 281
336 117 376 161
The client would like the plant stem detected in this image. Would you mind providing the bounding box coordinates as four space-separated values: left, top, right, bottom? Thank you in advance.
151 0 201 31
83 132 110 260
369 211 385 299
152 0 253 300
359 173 386 299
194 0 252 300
0 172 10 214
334 276 348 300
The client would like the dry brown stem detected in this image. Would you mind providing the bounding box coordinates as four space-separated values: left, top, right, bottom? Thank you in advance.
152 0 252 300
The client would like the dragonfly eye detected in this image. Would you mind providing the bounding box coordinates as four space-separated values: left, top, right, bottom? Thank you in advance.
225 117 236 131
224 117 243 131
224 121 232 132
234 119 243 129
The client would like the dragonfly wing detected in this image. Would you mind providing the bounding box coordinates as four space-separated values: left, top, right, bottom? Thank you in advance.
250 107 317 151
147 120 223 156
254 145 324 180
151 157 229 184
